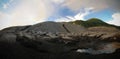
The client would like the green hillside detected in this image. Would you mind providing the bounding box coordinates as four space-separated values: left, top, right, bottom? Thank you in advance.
69 18 120 29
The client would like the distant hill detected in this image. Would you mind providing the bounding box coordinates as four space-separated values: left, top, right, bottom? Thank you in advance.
69 18 120 30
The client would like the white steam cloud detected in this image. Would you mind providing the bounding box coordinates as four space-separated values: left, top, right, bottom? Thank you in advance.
76 43 117 54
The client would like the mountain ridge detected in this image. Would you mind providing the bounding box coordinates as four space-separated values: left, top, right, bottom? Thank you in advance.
69 18 120 30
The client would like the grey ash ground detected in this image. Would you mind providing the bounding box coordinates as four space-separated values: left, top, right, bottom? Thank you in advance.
0 21 120 59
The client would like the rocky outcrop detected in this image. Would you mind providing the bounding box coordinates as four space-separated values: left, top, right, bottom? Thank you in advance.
0 21 120 59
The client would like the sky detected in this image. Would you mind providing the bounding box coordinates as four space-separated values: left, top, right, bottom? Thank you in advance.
0 0 120 29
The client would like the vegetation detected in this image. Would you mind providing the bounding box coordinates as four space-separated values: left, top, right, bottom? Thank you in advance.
69 18 120 29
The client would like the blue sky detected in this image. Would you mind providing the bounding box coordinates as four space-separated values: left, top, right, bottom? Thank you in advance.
0 0 18 13
0 0 120 29
85 9 115 21
0 0 8 11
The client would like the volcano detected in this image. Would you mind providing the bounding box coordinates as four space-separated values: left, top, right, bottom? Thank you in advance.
0 19 120 59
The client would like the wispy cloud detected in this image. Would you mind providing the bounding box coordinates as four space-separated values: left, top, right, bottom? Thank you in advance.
2 0 14 9
3 3 9 9
73 7 94 20
55 7 93 22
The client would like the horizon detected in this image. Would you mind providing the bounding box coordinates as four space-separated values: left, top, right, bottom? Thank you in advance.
0 0 120 29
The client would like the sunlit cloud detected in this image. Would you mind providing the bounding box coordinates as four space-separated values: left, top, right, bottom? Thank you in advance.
0 12 11 29
107 13 120 26
0 0 55 29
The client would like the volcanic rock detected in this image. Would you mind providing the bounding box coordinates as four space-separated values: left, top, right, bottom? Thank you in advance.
0 21 120 59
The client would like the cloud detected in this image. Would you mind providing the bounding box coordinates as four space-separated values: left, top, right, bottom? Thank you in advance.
0 0 54 29
10 0 14 3
63 0 120 12
51 0 65 4
2 0 14 9
107 13 120 26
1 0 120 30
10 0 52 23
55 17 70 22
55 7 93 22
3 3 9 9
74 7 94 20
0 12 11 30
50 0 120 22
11 0 54 21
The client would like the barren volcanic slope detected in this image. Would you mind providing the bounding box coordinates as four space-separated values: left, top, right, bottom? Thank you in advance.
26 21 86 33
0 21 120 59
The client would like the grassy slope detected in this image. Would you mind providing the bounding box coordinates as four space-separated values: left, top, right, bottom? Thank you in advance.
69 18 120 30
